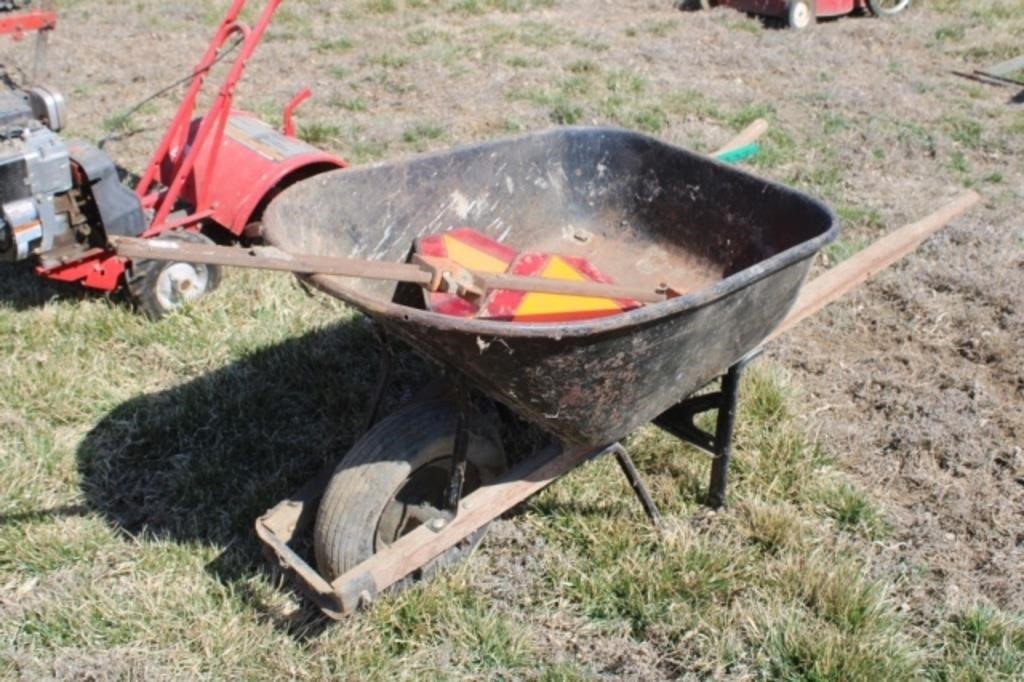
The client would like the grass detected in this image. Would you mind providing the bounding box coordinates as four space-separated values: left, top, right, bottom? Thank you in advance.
937 606 1024 679
450 0 555 14
369 52 412 69
315 37 355 52
364 0 398 14
947 116 984 150
951 151 971 176
332 95 368 112
297 121 342 146
508 68 677 131
401 122 445 150
933 25 966 44
816 481 887 538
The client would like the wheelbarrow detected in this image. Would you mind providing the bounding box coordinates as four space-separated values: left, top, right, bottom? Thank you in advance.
113 128 978 618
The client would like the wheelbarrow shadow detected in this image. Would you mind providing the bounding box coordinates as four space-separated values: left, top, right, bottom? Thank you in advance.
74 317 436 637
73 313 645 638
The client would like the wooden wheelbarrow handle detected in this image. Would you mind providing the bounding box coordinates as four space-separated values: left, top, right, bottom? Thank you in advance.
714 118 770 156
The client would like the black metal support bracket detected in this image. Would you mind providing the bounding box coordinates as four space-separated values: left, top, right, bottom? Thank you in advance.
444 377 473 513
358 328 475 517
609 443 662 530
652 355 755 509
706 362 744 509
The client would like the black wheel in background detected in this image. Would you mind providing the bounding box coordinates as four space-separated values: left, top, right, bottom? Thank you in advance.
867 0 910 17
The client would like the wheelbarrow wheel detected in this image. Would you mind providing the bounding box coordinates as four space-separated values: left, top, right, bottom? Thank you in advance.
313 398 506 584
787 0 815 29
867 0 910 17
125 229 222 319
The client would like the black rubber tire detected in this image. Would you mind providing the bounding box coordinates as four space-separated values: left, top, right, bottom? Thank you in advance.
313 399 506 583
867 0 910 17
125 230 222 319
787 0 815 29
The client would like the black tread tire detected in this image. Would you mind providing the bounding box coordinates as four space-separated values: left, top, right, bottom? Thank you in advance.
867 0 910 17
313 399 506 583
125 230 222 319
787 0 815 29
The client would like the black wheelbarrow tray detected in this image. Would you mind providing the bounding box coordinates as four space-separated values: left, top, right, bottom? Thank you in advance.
265 127 836 444
252 127 972 618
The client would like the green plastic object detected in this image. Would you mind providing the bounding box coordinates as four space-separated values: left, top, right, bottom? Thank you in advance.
714 143 760 164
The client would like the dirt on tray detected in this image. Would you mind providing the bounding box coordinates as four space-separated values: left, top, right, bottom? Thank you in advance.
1 0 1022 676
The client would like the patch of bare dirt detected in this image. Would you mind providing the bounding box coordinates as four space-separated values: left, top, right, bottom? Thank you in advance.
777 214 1024 618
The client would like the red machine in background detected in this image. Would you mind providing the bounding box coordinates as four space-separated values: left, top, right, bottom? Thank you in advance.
0 3 55 39
704 0 910 29
0 1 346 316
0 0 55 82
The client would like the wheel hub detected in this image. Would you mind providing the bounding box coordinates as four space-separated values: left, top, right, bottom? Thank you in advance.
792 3 810 28
156 262 209 311
375 457 481 550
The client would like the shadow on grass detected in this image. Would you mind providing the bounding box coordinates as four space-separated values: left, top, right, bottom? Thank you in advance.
74 318 419 636
0 261 99 311
69 302 698 639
